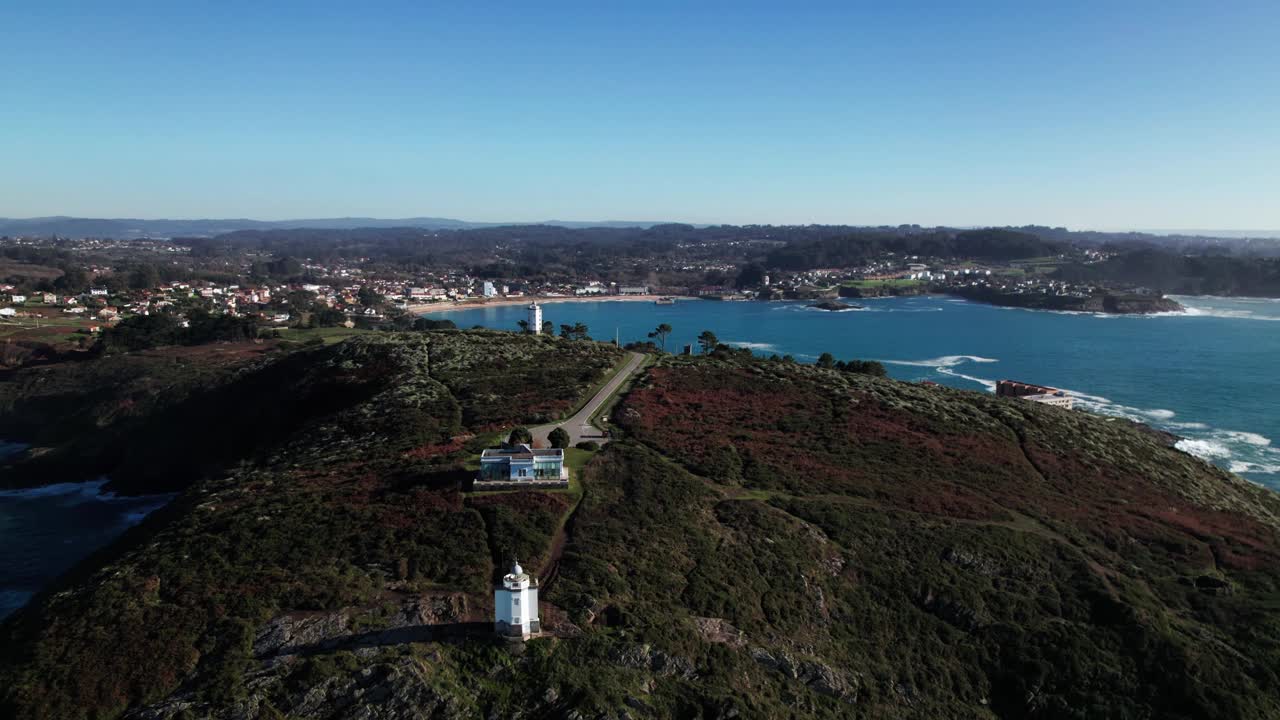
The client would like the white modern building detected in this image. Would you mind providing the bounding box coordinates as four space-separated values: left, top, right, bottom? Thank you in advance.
483 281 497 298
478 444 567 484
528 301 543 334
996 380 1074 410
494 559 540 640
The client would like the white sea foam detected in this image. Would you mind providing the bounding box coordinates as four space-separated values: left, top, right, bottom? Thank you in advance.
0 479 176 517
725 340 778 352
120 498 172 526
882 355 999 368
1230 461 1280 475
1176 439 1233 460
1221 430 1271 447
0 479 109 499
1168 300 1280 322
935 367 998 392
880 355 1000 391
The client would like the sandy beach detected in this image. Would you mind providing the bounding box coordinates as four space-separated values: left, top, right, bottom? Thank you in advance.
408 294 674 314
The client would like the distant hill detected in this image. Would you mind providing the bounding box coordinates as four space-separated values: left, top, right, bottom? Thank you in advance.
0 216 675 238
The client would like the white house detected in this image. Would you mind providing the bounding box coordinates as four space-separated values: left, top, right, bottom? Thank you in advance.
477 444 567 485
494 559 540 640
482 281 497 298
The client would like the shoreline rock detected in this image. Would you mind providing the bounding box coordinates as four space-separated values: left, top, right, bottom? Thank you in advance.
808 300 862 312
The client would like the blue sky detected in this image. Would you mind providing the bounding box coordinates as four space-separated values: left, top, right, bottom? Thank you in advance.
2 1 1277 228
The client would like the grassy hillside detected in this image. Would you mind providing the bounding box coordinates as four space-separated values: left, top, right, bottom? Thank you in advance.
0 330 620 494
2 337 1278 719
609 356 1280 717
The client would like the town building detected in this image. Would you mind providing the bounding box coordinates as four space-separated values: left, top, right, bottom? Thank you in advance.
483 281 497 298
477 443 568 488
997 380 1074 409
494 558 540 640
528 301 543 335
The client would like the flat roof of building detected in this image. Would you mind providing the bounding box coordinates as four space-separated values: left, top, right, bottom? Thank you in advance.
481 444 564 460
998 379 1065 395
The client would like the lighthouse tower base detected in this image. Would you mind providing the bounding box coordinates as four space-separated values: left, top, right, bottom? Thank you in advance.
495 618 542 640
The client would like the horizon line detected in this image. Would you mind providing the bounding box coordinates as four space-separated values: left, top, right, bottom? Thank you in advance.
2 214 1280 237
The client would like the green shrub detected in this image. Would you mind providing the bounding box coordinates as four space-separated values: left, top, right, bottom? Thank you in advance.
548 427 571 449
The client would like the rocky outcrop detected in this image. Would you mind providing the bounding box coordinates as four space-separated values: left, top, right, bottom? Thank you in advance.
254 593 476 658
807 300 862 312
255 612 353 658
750 647 860 704
693 617 746 648
941 546 1001 577
608 643 697 679
916 586 984 632
1189 574 1234 596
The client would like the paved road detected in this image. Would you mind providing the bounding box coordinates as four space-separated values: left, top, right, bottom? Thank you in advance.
531 351 644 448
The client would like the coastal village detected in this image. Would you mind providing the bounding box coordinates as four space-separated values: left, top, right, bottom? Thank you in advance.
0 229 1144 347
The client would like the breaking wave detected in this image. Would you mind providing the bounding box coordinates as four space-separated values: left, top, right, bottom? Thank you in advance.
0 479 110 499
882 355 999 368
1230 461 1280 475
1176 439 1233 459
1170 296 1280 322
881 355 1000 392
725 340 779 352
0 478 174 524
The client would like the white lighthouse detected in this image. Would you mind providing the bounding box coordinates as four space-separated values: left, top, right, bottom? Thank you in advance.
494 558 540 639
528 302 543 335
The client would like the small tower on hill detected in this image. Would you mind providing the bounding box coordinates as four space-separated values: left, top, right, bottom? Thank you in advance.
528 302 543 335
494 558 540 640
